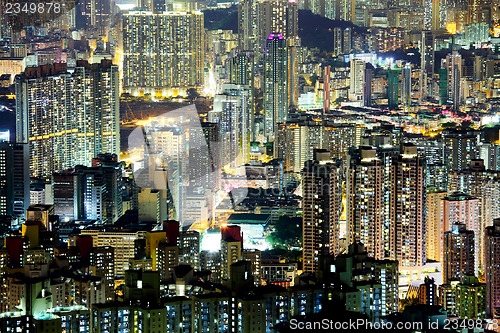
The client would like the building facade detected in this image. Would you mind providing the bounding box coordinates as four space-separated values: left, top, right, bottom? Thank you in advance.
15 61 119 178
123 10 204 96
302 150 342 273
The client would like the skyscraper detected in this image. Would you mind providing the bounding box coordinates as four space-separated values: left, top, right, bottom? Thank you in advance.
238 0 259 52
76 0 112 31
387 68 400 110
420 31 435 100
363 67 372 107
52 172 78 221
449 160 500 275
443 223 475 284
257 0 298 45
455 275 487 320
323 65 331 112
229 52 255 139
238 0 298 57
334 243 399 319
333 27 343 56
212 84 253 168
348 59 366 102
263 33 289 139
390 143 426 272
275 121 317 172
123 10 204 96
288 40 300 107
15 60 120 178
484 218 500 317
230 52 254 86
442 129 477 172
0 141 29 220
431 0 441 31
221 228 243 281
338 0 355 22
73 61 120 161
442 192 479 232
122 12 167 94
445 51 463 110
346 147 384 260
179 230 200 269
302 150 342 273
400 64 412 109
52 156 123 224
426 188 447 262
442 192 479 274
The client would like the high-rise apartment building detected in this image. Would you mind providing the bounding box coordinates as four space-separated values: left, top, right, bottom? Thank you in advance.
338 0 355 22
123 10 204 96
444 51 463 110
443 223 475 284
442 192 479 273
51 155 123 223
389 143 426 272
370 28 406 53
156 242 179 280
388 68 400 110
257 0 298 47
304 0 339 20
346 147 384 260
442 129 478 172
15 61 120 178
302 150 342 273
455 275 487 320
484 218 500 317
242 249 262 286
363 67 372 107
431 0 440 30
479 143 500 171
188 122 220 192
420 31 435 100
348 59 366 102
333 27 343 56
91 246 115 302
221 239 242 281
238 0 259 52
76 0 112 31
449 160 500 274
426 188 447 262
179 231 200 269
0 142 29 220
230 52 254 86
238 0 298 57
400 64 412 109
212 84 253 168
80 228 148 277
442 192 479 232
275 120 362 173
334 243 399 321
263 33 289 139
275 120 322 173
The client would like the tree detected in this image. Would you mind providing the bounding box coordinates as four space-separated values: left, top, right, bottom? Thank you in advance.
186 88 200 102
267 216 302 249
399 297 419 311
